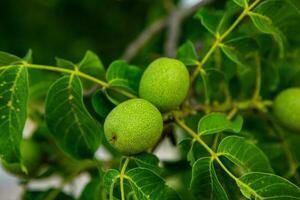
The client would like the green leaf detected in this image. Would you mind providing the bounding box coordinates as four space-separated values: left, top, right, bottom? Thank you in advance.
249 11 285 57
191 157 229 200
238 172 300 199
198 112 243 136
92 89 115 118
106 60 143 95
130 153 161 175
23 49 33 63
103 169 120 199
45 75 102 159
126 168 181 200
55 57 76 69
23 189 74 200
0 51 22 66
220 44 244 66
176 40 199 66
232 0 248 8
217 136 273 173
78 50 106 81
0 66 29 163
195 8 223 35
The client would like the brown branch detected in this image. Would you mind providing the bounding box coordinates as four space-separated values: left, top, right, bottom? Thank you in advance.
122 0 212 62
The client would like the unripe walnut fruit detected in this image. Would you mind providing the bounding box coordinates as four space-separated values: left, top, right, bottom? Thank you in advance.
273 88 300 132
104 99 163 155
139 57 190 112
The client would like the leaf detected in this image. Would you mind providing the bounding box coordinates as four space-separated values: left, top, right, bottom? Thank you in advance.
23 49 33 63
220 44 244 66
78 50 106 81
125 168 181 200
217 136 273 173
92 89 115 118
55 57 76 69
130 153 161 175
176 40 199 66
45 75 102 159
195 8 223 35
23 189 74 200
0 66 29 163
106 60 143 95
238 172 300 199
232 0 248 8
103 169 120 199
198 112 243 136
0 51 22 66
249 11 286 57
191 157 229 200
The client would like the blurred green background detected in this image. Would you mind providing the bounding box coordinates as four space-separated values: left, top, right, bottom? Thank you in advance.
0 0 169 65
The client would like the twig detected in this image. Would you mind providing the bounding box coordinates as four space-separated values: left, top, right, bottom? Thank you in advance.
122 0 211 62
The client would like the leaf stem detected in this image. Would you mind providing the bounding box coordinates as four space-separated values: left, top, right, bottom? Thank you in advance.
252 53 261 101
120 157 130 200
0 64 137 99
190 0 261 84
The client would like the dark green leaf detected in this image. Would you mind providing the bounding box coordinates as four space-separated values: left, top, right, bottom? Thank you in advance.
55 57 76 69
130 153 161 175
176 40 199 66
103 169 120 199
232 0 248 8
191 157 229 199
0 66 28 163
79 178 105 200
195 8 223 35
45 75 102 159
126 168 181 200
198 112 243 136
92 89 115 118
23 49 33 63
220 44 244 66
217 136 273 173
238 172 300 199
106 60 143 95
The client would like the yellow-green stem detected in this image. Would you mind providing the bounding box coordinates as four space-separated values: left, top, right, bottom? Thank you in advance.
120 158 130 200
0 64 137 99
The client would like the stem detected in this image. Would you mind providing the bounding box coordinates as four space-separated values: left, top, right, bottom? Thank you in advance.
252 53 261 101
191 0 261 84
120 158 130 200
0 64 137 99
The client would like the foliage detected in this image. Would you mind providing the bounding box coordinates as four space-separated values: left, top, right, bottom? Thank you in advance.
0 0 300 199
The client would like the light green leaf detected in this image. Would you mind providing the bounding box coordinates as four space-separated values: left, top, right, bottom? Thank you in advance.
92 89 115 118
78 50 106 81
0 51 22 66
198 112 243 136
217 136 273 173
45 75 102 159
55 57 76 69
176 40 199 66
232 0 248 8
106 60 143 95
238 172 300 199
126 168 181 200
23 49 33 63
191 157 229 200
249 11 285 57
0 66 28 163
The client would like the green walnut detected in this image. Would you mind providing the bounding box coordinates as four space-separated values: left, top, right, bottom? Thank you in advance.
2 139 42 176
273 88 300 132
139 57 190 112
104 99 163 155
